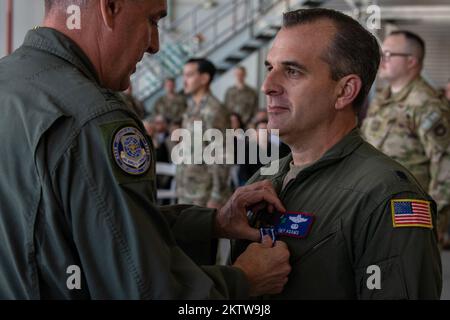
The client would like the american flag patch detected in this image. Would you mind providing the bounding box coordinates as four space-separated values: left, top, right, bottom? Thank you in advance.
391 199 433 229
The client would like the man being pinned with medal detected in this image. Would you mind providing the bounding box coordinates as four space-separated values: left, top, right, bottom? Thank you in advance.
232 8 442 299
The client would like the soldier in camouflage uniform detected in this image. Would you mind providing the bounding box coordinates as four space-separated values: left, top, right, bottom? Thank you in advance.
362 31 450 242
445 80 450 104
153 78 187 123
176 58 231 208
224 66 259 127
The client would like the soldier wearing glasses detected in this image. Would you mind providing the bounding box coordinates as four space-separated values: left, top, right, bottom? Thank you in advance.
362 31 450 245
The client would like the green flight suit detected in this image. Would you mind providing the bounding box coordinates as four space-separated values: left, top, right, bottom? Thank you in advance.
232 129 442 299
0 27 248 299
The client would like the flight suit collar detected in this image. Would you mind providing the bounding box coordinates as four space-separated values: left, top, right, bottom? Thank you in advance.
23 27 100 84
273 128 364 191
309 128 363 168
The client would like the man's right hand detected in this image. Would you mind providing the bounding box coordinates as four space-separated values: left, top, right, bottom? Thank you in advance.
215 180 286 242
233 236 291 297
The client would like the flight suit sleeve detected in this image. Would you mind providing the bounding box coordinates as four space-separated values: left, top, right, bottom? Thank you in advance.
354 192 442 300
159 204 219 265
414 101 450 218
52 111 249 299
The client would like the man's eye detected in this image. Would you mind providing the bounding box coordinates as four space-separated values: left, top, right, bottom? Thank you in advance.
286 68 301 77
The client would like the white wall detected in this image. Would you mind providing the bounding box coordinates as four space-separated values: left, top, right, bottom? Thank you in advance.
0 0 45 58
0 0 7 57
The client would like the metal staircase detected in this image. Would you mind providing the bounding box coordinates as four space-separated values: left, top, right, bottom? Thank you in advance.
131 0 327 105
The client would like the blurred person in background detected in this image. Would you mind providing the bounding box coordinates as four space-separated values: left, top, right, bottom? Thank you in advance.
122 85 146 119
153 77 187 123
445 79 450 104
176 58 231 209
361 30 450 246
225 66 259 127
248 110 269 129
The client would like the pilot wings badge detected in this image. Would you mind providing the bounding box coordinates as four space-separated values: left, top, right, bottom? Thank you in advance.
276 212 315 239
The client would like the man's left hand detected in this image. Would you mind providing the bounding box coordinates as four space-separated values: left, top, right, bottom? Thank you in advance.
215 180 285 242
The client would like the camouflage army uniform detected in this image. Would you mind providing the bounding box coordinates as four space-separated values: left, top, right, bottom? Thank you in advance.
224 85 259 126
361 77 450 234
176 93 231 207
153 93 187 123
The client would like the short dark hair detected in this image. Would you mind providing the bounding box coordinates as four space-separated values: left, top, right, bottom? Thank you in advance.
283 8 381 112
186 58 217 85
230 112 244 128
389 30 426 64
255 119 269 129
236 66 246 73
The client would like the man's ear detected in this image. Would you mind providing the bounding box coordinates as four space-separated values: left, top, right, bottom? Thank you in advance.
334 75 362 111
99 0 124 30
200 73 211 87
407 56 420 70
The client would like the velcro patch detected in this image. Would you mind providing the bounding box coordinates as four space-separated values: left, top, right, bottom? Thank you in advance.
421 111 441 132
100 121 154 184
391 199 433 229
112 126 151 176
433 123 448 138
275 212 315 239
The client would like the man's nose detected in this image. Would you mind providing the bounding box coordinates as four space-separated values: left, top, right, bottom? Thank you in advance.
261 71 283 96
147 27 160 54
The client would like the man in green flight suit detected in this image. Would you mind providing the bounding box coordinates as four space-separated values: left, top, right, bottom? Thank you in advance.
0 0 291 299
232 8 442 299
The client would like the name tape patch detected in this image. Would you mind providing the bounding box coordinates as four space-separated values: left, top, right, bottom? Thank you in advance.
275 212 315 239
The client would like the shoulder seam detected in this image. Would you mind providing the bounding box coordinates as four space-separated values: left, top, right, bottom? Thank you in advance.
50 108 132 177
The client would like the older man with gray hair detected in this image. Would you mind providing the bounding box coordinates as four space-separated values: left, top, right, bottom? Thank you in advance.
0 0 291 299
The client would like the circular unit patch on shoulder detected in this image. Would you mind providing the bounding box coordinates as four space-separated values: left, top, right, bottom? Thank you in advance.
112 126 151 175
434 123 448 137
